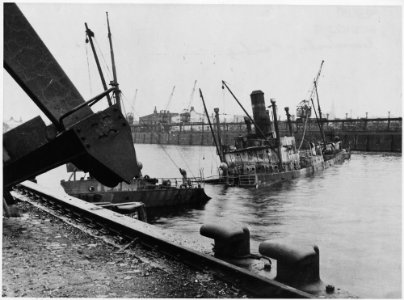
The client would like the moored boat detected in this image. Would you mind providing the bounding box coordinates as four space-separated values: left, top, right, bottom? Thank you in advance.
61 166 210 209
60 14 211 212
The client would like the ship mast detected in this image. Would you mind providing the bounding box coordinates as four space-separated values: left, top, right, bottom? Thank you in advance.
270 99 283 169
199 89 224 162
85 23 112 106
106 12 121 110
214 108 224 161
284 107 293 136
311 60 326 146
314 80 326 145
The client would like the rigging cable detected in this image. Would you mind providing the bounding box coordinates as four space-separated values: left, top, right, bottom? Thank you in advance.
186 80 197 110
129 87 193 177
85 41 93 96
94 37 113 81
298 113 309 151
183 81 203 173
161 85 196 177
121 91 141 119
120 93 127 116
159 145 181 170
222 82 226 118
122 91 182 172
298 60 325 151
170 143 195 177
132 89 138 112
184 80 210 176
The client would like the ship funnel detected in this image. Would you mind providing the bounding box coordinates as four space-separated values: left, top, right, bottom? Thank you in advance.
250 90 271 137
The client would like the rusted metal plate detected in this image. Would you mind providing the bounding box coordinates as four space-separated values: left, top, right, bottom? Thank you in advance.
71 104 139 186
4 128 83 189
3 3 92 129
66 163 79 173
3 116 48 161
3 4 139 189
4 105 139 189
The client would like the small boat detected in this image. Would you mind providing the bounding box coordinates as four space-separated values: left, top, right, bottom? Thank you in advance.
61 165 210 209
201 79 350 188
60 14 210 213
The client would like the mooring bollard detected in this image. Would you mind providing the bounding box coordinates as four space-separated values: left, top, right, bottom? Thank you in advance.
200 222 250 258
259 240 325 294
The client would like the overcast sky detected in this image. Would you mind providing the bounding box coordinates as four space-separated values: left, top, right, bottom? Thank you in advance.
3 2 402 123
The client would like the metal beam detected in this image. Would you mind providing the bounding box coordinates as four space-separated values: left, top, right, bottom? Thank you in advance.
4 3 92 130
3 4 140 188
4 104 139 188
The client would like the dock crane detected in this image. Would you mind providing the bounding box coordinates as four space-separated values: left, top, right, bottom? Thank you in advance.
310 60 324 101
133 88 138 109
310 60 326 145
165 85 176 109
296 60 326 150
187 80 197 108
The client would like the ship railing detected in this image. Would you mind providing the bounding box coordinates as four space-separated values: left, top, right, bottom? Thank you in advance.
153 176 206 189
238 174 257 187
224 173 257 187
299 149 316 157
241 163 281 175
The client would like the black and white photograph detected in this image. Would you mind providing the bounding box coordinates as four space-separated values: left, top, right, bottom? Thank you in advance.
2 1 402 298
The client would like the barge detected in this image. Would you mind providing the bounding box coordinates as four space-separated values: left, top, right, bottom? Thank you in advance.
61 166 210 209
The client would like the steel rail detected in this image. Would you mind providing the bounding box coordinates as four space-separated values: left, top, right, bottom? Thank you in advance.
13 181 311 299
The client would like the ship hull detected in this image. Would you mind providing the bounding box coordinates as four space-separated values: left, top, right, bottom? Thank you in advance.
60 179 211 208
205 150 350 188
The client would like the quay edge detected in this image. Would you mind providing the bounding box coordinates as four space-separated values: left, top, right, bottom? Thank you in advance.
10 181 356 298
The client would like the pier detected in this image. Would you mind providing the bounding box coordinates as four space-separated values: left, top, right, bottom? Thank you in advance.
131 117 402 152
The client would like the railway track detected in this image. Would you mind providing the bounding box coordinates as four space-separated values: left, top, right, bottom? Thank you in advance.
11 181 353 298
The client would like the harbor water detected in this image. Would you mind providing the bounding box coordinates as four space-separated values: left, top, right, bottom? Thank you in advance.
37 144 401 298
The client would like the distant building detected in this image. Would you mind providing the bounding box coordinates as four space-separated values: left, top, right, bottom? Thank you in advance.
179 106 245 124
180 106 205 123
225 114 245 123
137 106 248 132
139 106 179 126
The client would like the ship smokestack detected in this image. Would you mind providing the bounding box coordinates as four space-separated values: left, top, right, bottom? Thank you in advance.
250 90 271 137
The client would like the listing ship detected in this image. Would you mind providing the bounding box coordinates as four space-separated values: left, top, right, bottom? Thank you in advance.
202 86 350 188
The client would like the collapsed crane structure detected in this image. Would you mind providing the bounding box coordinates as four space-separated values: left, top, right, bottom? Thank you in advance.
3 3 140 214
